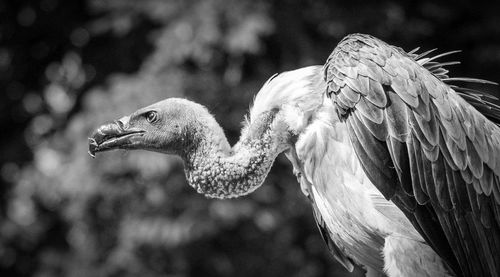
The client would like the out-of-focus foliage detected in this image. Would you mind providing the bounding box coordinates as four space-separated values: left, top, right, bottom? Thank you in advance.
1 0 500 276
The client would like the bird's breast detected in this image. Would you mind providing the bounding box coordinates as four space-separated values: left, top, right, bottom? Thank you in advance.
291 108 400 269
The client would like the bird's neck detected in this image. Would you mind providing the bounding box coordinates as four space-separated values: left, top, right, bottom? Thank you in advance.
182 111 287 199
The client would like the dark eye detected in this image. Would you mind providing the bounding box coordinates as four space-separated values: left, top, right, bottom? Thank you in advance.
145 111 158 123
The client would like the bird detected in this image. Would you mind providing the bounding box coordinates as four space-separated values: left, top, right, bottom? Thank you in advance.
88 33 500 277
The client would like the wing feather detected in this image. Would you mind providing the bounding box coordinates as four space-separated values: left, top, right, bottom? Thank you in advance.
409 134 431 204
324 33 500 277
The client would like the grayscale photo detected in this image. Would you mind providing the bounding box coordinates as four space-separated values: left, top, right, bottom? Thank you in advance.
1 1 500 276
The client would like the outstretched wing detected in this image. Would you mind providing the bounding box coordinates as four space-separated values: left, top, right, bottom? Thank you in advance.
324 34 500 277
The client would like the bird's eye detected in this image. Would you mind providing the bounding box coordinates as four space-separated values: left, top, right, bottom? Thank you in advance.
145 111 158 123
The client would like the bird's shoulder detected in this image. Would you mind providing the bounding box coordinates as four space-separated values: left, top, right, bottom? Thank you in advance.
248 66 324 130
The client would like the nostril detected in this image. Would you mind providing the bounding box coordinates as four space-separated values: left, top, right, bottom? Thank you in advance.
116 116 130 130
115 120 124 130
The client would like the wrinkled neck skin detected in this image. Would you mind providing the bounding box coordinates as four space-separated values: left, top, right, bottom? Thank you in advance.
182 111 289 199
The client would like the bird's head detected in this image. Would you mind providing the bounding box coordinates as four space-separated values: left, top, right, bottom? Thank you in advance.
88 98 216 157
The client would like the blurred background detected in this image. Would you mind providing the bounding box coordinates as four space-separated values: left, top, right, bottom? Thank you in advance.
1 0 500 276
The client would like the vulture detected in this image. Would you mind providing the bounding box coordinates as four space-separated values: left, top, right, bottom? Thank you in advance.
89 34 500 277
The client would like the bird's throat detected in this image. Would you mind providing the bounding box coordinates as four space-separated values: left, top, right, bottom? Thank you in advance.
183 113 285 199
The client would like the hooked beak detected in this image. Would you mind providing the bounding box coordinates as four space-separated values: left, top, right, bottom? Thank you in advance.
88 116 145 157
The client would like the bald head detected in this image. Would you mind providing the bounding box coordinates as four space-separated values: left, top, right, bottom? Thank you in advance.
89 98 225 156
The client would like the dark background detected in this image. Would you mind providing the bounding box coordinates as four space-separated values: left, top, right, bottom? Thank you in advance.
1 0 500 276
